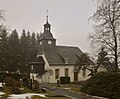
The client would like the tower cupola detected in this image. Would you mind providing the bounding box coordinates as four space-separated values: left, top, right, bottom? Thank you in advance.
44 10 51 32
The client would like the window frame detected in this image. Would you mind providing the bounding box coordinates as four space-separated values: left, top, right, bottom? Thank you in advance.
55 69 59 79
65 68 69 77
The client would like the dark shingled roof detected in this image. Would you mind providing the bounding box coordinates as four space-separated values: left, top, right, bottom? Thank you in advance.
102 62 115 71
28 56 45 65
37 70 47 76
44 45 84 65
96 61 115 72
39 31 56 41
29 45 94 66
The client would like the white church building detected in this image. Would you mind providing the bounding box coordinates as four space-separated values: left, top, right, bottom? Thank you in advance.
29 16 94 83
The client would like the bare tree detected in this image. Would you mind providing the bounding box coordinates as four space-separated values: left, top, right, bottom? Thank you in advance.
74 53 95 76
0 10 5 22
90 0 120 72
0 10 6 33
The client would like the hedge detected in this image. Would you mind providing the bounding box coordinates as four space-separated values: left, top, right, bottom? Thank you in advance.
0 72 21 82
81 72 120 99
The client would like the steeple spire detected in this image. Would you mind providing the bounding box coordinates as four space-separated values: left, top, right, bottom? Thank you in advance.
44 10 51 32
46 10 48 23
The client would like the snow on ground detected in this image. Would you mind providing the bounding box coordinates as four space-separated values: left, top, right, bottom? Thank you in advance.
0 92 5 98
0 82 3 88
8 93 46 99
64 88 71 90
0 92 5 95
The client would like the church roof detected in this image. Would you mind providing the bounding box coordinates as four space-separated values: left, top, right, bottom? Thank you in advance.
98 62 115 71
29 56 45 65
44 45 85 65
39 31 56 40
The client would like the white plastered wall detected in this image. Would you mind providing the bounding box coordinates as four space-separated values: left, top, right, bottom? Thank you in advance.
48 65 75 83
48 65 91 83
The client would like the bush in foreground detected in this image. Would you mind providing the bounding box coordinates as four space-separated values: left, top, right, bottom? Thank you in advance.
4 77 21 94
81 72 120 99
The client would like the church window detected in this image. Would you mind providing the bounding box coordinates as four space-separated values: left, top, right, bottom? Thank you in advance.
32 75 34 81
65 68 69 77
31 65 33 70
55 69 59 79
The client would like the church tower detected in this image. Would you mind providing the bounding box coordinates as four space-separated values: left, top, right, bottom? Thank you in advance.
44 15 51 32
38 11 56 55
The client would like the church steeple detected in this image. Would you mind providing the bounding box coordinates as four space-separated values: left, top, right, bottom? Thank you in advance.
38 11 56 55
44 10 51 32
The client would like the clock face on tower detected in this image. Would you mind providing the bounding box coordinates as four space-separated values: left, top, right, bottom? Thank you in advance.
48 40 52 44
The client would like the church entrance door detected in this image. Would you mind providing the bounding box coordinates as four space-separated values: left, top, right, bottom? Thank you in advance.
74 72 78 81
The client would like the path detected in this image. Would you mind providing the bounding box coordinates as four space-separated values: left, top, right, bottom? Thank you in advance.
40 84 95 99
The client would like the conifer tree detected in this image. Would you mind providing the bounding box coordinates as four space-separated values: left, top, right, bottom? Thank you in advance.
19 29 28 73
26 31 31 62
30 32 37 61
8 29 20 72
97 47 110 64
0 29 9 72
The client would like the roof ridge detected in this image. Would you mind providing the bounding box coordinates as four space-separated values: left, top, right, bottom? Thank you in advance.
57 45 79 48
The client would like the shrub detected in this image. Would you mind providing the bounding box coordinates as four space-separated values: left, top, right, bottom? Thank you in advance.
4 77 15 87
81 72 120 99
4 77 21 94
0 73 21 82
32 80 39 92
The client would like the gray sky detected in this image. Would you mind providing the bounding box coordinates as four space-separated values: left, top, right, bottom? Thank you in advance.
0 0 95 53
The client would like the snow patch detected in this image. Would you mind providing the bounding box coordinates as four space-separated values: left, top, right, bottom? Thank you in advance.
0 82 3 88
0 92 5 95
8 93 46 99
64 88 71 90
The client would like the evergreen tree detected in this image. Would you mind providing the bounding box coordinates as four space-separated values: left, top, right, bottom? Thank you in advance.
8 29 20 72
36 32 41 53
19 29 28 73
37 32 40 42
95 47 114 72
30 32 37 61
0 29 9 72
97 47 110 64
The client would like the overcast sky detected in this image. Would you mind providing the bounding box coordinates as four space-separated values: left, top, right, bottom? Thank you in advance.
0 0 96 53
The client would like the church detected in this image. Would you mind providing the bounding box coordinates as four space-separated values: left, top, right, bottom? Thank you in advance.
29 15 93 83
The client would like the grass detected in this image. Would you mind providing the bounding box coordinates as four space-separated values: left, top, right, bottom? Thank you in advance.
0 86 12 98
61 84 80 92
32 95 71 99
47 83 80 92
21 87 34 93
